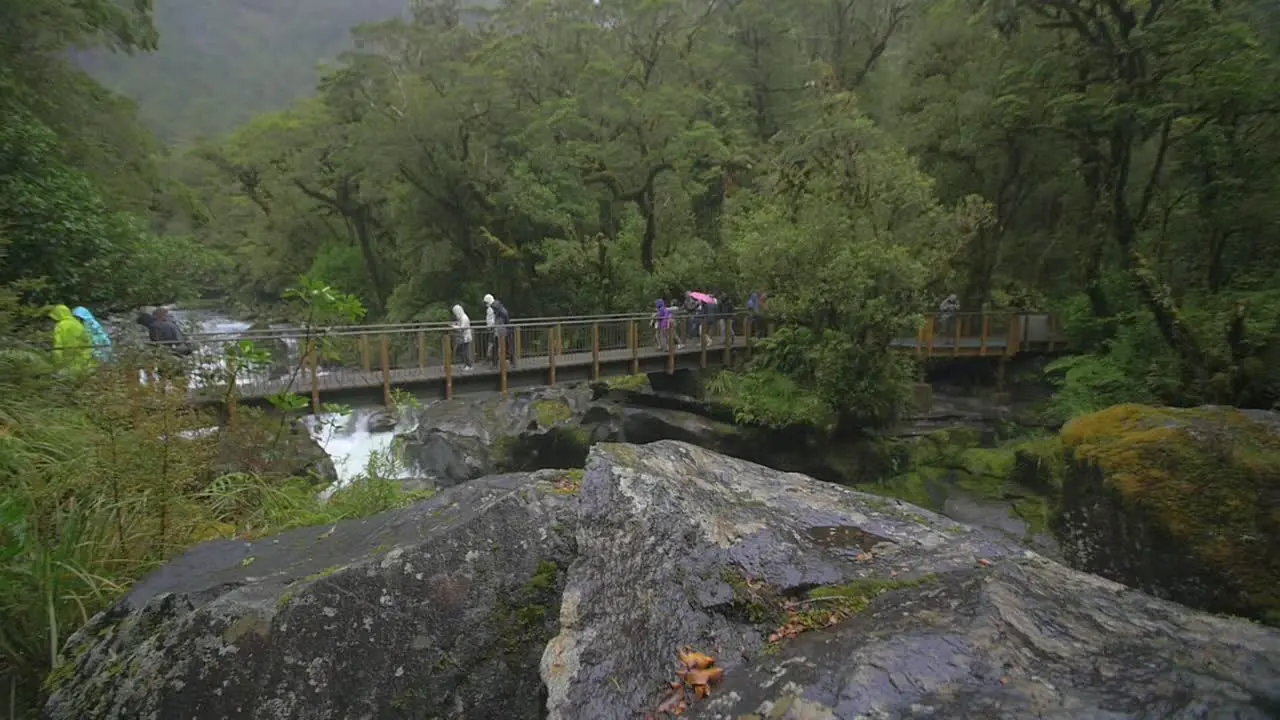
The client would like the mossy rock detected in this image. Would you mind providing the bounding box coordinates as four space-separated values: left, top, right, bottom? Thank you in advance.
1057 404 1280 626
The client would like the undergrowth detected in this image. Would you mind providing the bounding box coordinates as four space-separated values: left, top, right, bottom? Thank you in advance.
0 350 422 716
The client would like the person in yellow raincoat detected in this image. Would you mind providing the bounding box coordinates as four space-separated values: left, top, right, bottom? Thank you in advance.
50 304 96 372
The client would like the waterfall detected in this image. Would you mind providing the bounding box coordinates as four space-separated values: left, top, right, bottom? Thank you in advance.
305 406 413 489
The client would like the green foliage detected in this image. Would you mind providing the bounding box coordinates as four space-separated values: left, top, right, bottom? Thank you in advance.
0 311 409 715
706 368 835 430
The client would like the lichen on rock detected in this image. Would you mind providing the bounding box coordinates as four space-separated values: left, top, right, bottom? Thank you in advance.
1057 403 1280 625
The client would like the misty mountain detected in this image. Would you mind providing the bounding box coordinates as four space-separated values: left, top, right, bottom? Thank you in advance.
76 0 411 142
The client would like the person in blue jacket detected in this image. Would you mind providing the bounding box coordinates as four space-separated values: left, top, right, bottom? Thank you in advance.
71 306 114 362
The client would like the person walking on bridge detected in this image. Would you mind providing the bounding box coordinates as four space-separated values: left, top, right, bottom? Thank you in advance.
50 304 95 373
653 299 673 350
450 304 474 371
483 293 516 368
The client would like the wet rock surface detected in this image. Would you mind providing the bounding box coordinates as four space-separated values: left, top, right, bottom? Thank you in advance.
688 555 1280 719
541 442 1280 719
47 440 1280 719
44 470 578 720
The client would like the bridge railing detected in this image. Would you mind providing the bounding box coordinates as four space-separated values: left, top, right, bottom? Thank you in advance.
174 311 764 410
10 310 1066 413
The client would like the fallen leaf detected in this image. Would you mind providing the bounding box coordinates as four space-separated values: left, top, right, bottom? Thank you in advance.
854 552 873 562
678 650 716 670
977 558 992 567
686 667 725 687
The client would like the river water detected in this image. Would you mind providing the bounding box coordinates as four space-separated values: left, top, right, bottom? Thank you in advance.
174 308 403 488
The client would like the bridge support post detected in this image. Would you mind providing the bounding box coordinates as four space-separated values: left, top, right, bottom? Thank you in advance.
722 316 732 366
629 320 639 375
443 335 453 400
700 321 708 369
514 327 522 363
590 322 600 382
361 334 372 373
667 326 675 374
499 334 508 398
549 325 558 386
308 340 320 415
744 315 752 357
417 331 426 370
380 334 392 407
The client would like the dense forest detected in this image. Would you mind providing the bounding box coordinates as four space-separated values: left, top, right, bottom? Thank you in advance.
3 0 1280 709
9 0 1280 417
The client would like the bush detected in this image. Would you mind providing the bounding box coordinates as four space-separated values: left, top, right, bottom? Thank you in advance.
0 352 425 715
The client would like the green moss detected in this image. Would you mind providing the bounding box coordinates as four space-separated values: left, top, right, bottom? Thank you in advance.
492 560 565 654
605 374 650 391
533 399 573 427
526 560 560 592
719 568 782 625
276 591 294 608
546 469 584 495
304 564 344 582
598 442 639 467
793 575 936 630
1062 404 1280 622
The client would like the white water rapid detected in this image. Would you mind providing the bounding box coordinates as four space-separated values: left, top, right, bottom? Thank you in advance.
173 308 414 488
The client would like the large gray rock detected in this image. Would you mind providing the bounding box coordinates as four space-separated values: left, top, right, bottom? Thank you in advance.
396 385 596 485
542 441 1280 719
44 470 579 720
687 556 1280 719
48 441 1280 720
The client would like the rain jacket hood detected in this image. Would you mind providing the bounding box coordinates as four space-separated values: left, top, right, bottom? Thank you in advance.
50 304 95 371
483 293 495 306
49 304 73 323
451 304 473 344
72 306 113 361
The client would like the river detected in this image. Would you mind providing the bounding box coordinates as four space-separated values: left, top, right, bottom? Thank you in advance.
173 308 405 487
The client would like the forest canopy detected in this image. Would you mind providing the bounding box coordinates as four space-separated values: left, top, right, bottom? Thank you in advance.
6 0 1280 418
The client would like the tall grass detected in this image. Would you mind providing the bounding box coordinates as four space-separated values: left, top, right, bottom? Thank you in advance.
0 350 426 716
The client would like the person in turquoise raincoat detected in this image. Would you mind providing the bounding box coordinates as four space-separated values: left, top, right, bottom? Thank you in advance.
50 304 96 372
71 306 113 362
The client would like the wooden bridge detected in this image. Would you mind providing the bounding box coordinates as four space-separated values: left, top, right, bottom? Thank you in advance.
166 311 1065 411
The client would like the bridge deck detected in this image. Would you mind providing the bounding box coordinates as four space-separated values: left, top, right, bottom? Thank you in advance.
202 342 721 402
174 311 1064 405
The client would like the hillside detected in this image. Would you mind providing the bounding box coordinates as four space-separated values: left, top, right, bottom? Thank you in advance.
75 0 410 142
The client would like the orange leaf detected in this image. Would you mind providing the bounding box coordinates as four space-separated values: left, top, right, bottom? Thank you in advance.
686 667 725 687
977 558 992 567
855 552 873 562
678 650 716 670
693 684 709 699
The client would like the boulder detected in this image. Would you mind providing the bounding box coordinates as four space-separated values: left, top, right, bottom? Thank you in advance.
542 441 1280 719
396 385 596 485
44 470 579 720
365 409 399 433
1056 404 1280 625
46 441 1280 719
211 416 337 484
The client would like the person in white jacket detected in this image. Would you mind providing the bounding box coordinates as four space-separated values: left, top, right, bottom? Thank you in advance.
450 304 473 371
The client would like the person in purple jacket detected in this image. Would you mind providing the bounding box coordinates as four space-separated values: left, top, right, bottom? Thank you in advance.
652 298 673 350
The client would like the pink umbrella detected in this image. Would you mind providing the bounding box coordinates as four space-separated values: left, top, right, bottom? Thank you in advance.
688 291 716 304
